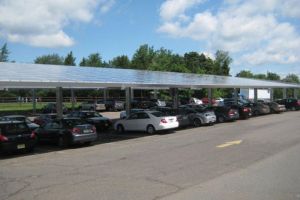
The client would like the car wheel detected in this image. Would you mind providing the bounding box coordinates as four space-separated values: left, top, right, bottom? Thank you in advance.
146 125 155 134
57 136 67 148
218 116 224 123
116 124 124 133
254 110 259 116
291 106 296 111
193 118 202 127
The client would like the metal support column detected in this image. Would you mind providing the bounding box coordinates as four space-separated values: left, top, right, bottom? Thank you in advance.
170 88 179 109
208 88 212 106
103 89 107 102
294 89 298 99
254 88 258 103
32 89 36 114
125 87 132 117
270 88 274 101
131 88 134 100
283 88 287 99
153 89 158 99
71 89 75 111
233 88 238 105
56 87 63 118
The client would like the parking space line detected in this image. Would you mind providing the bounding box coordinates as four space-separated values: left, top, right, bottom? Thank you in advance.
216 140 242 148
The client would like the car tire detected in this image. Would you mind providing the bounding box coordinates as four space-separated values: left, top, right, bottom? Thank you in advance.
193 118 202 127
116 124 124 133
254 110 259 116
218 116 224 123
57 136 68 148
146 125 155 134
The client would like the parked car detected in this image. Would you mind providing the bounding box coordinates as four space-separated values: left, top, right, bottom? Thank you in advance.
33 113 58 126
2 115 39 130
179 107 216 127
80 100 106 111
68 111 112 132
114 111 178 134
150 99 167 107
266 102 286 113
251 102 271 116
223 101 252 119
104 99 125 111
189 97 203 105
42 103 68 114
0 120 37 153
212 106 239 122
120 108 144 119
276 98 300 111
34 117 97 147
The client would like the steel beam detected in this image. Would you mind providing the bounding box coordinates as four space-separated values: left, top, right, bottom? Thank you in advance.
56 87 63 118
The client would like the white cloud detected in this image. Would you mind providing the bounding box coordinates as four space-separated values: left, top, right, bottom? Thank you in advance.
0 0 115 48
158 0 300 73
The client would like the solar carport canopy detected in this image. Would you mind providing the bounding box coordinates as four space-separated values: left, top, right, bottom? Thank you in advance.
0 62 299 89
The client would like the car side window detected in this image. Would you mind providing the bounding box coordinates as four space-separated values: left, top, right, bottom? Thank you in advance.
44 123 52 130
128 113 138 120
137 113 150 119
51 122 61 129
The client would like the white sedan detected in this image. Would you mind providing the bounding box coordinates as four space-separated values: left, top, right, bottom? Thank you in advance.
114 111 179 134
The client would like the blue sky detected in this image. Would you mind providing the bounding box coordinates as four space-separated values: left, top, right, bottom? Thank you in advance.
0 0 300 77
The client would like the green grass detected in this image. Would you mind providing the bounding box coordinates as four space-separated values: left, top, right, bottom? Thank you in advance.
0 102 80 112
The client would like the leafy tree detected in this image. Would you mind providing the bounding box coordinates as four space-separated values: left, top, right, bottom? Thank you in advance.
214 50 232 76
266 72 280 81
184 52 202 73
64 51 76 66
254 74 267 80
0 43 9 62
110 55 131 68
34 54 64 65
79 58 87 66
80 53 103 67
131 44 155 70
236 70 254 78
282 74 300 83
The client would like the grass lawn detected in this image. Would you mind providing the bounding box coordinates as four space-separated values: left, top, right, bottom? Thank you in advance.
0 102 80 112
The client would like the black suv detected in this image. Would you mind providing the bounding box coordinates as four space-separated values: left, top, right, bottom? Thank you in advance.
0 121 37 153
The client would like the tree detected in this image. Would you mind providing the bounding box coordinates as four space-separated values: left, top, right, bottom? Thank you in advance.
282 74 300 83
184 52 202 73
266 72 280 81
254 74 267 80
214 50 232 76
131 44 155 70
0 43 9 62
34 54 64 65
64 51 76 66
236 70 254 78
110 55 131 68
80 53 103 67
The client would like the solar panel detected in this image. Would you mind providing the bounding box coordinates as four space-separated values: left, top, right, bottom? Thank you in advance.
0 62 299 89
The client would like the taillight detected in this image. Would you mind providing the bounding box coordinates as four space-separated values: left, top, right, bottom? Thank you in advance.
243 108 249 112
298 100 300 106
71 127 81 134
30 131 36 138
92 126 97 133
160 119 167 123
228 110 235 115
0 134 8 142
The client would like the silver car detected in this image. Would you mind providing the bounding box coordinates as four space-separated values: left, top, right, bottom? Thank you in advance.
178 107 216 127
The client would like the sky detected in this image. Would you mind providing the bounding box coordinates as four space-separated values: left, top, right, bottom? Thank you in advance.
0 0 299 77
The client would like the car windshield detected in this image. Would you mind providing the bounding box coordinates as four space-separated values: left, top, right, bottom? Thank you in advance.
151 111 165 117
62 119 84 127
85 112 102 118
1 122 29 136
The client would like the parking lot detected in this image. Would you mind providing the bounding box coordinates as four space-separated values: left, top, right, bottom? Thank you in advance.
1 110 300 200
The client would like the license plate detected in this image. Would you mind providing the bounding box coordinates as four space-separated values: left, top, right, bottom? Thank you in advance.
83 130 91 134
17 144 25 149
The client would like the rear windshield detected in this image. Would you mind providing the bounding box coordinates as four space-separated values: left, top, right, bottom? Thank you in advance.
62 119 84 128
151 112 164 117
0 123 30 136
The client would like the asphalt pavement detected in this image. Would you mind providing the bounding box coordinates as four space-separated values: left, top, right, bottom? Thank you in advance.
1 111 300 200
